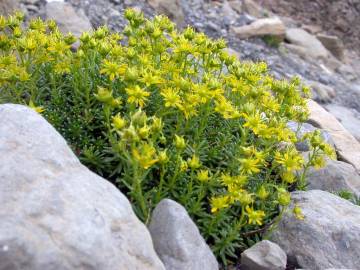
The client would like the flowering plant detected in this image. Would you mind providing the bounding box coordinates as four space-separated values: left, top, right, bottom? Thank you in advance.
0 10 334 266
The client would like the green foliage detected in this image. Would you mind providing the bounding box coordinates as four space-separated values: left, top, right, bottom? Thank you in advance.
262 35 282 48
336 190 360 206
0 10 335 267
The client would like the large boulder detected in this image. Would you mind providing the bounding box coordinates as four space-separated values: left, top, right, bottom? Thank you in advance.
306 159 360 196
149 199 218 270
231 17 285 39
271 190 360 269
285 28 330 60
307 100 360 173
0 104 165 270
45 1 92 38
325 104 360 142
240 240 287 270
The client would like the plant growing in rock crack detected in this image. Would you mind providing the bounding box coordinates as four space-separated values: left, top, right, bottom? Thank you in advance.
0 10 335 267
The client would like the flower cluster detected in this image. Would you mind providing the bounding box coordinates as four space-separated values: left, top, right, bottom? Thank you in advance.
0 10 334 266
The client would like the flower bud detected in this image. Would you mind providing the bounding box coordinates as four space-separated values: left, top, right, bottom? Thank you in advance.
158 150 169 164
174 135 186 150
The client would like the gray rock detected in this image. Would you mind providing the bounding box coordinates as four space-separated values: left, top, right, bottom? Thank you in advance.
325 104 360 142
285 28 330 60
45 1 92 38
0 0 20 15
241 240 287 270
149 199 218 270
306 159 360 196
271 190 360 270
0 104 165 270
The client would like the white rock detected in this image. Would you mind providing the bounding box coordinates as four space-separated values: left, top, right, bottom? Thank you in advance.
285 28 330 60
149 199 219 270
306 159 360 196
231 17 285 39
325 104 360 142
0 104 165 270
307 100 360 173
271 190 360 269
241 240 287 270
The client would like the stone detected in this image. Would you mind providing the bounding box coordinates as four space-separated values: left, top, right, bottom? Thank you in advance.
287 121 334 152
222 0 238 24
241 240 287 270
149 199 218 270
231 17 285 39
45 1 92 38
317 33 345 61
307 100 360 173
242 0 269 18
148 0 185 27
271 190 360 269
228 0 242 14
325 104 360 142
0 104 165 270
306 159 360 196
302 24 322 35
0 0 20 15
308 81 336 103
285 28 330 60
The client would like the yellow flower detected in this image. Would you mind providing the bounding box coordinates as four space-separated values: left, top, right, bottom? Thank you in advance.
312 155 326 169
28 100 44 114
257 186 269 200
112 114 127 130
211 196 230 213
233 190 253 205
188 154 201 170
293 204 305 220
281 171 296 184
275 148 304 172
243 111 267 135
125 85 150 108
161 87 182 108
138 125 151 139
197 169 210 182
239 157 261 175
245 206 265 226
132 143 158 169
100 59 126 81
